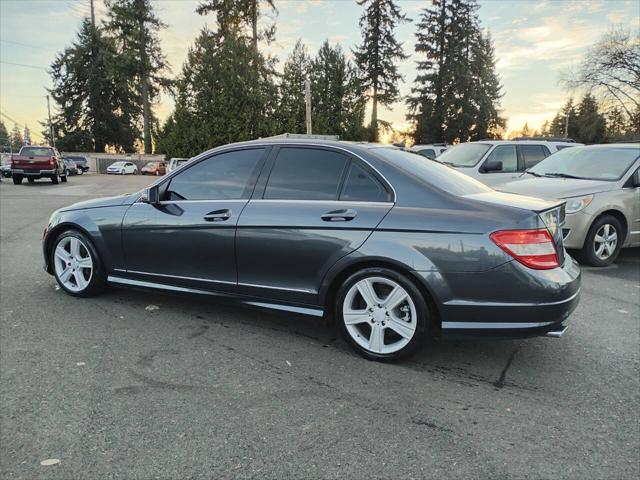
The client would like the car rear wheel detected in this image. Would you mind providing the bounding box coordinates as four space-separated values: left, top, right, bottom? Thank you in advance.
12 175 23 185
52 230 106 297
61 174 68 183
576 214 624 267
27 177 35 183
51 174 59 184
336 268 428 361
77 169 83 175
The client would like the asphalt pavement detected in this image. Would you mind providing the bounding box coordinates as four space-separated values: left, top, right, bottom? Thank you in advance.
1 174 639 479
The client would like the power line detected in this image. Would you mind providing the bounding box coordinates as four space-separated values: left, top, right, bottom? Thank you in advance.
0 60 46 71
0 111 47 142
0 39 42 50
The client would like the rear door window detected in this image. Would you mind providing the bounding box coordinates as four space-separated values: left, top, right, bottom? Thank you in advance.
520 145 550 169
340 161 389 202
482 145 517 173
264 148 349 200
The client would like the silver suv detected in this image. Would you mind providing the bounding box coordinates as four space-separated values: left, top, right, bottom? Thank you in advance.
437 139 581 187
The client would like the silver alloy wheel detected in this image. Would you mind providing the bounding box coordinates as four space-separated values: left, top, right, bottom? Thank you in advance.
342 276 417 355
594 223 618 260
54 236 93 292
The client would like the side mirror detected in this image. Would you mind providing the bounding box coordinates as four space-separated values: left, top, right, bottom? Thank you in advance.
140 185 160 204
481 160 503 173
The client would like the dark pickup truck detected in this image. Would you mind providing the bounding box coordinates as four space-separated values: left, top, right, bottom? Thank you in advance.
11 146 68 184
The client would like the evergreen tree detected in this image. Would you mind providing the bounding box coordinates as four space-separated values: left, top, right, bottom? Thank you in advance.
575 93 606 144
539 120 550 137
161 27 278 158
49 19 134 152
277 40 310 134
406 0 504 144
0 120 9 151
520 123 531 138
310 41 367 140
353 0 408 141
606 107 628 140
105 0 171 153
196 0 277 51
10 124 23 152
549 98 578 139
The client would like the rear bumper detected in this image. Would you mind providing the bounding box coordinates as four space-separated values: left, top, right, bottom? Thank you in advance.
12 168 56 176
417 255 581 338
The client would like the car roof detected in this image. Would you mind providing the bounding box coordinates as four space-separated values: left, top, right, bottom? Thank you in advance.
470 140 581 146
568 143 640 149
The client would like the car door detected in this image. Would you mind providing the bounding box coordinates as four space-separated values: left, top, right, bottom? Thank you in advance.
236 146 394 305
477 145 519 187
121 147 268 291
625 166 640 246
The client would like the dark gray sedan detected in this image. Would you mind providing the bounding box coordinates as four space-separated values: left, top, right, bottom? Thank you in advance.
42 139 580 360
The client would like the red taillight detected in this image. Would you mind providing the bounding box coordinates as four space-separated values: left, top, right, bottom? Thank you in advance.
50 158 55 165
490 229 559 270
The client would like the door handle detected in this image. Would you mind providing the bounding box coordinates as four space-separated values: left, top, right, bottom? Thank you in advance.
321 209 357 222
203 209 231 222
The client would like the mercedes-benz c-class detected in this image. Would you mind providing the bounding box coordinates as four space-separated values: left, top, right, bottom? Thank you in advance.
43 139 580 360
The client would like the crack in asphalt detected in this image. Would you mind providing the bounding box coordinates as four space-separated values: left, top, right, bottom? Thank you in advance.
493 345 520 389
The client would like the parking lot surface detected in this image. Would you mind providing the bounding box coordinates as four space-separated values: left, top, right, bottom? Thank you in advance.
1 174 639 479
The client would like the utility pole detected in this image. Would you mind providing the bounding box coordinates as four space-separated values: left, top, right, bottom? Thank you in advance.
90 0 95 27
305 78 312 135
46 95 55 148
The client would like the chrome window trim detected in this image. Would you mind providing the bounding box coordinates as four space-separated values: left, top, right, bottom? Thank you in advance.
147 142 398 203
247 199 394 206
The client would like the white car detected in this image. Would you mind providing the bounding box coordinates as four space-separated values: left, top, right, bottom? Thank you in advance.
436 139 582 187
167 157 189 173
410 144 448 159
106 161 138 175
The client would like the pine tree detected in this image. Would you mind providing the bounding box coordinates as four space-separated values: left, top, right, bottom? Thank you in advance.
10 124 23 152
0 121 9 151
105 0 171 153
540 120 550 137
310 41 367 140
520 123 531 138
606 107 628 141
160 27 278 158
575 93 606 143
406 0 504 144
49 19 134 152
277 40 310 134
196 0 277 51
353 0 408 141
550 98 578 139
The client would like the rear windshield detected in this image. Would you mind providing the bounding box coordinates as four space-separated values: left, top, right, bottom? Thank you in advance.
436 143 491 167
19 147 53 156
65 156 86 162
145 162 159 167
371 148 492 196
529 146 640 181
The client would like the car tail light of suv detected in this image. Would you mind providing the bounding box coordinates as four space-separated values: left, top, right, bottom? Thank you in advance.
490 229 560 270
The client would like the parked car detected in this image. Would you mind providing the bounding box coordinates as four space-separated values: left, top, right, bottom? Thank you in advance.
106 161 138 175
167 157 189 172
11 146 68 184
64 155 89 174
1 162 11 178
43 139 580 361
410 144 448 159
63 158 79 176
141 161 166 176
500 144 640 267
436 139 581 187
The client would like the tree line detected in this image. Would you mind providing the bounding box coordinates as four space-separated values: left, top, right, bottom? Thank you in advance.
30 0 509 156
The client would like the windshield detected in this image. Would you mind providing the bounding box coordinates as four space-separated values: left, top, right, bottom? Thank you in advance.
436 143 492 167
110 162 125 167
372 148 492 196
20 147 53 157
529 146 640 181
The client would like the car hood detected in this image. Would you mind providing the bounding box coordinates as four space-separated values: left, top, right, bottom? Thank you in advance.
59 193 138 211
499 176 616 199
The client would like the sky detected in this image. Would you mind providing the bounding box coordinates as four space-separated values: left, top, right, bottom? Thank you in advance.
1 0 639 145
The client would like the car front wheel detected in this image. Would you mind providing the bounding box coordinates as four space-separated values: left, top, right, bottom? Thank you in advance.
577 214 624 267
336 268 428 361
12 175 22 184
51 230 106 297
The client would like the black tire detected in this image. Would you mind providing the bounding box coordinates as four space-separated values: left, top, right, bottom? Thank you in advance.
51 174 59 185
335 267 429 361
77 168 83 175
12 175 23 185
61 174 68 183
27 177 35 183
50 230 107 297
575 214 624 267
66 169 71 176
